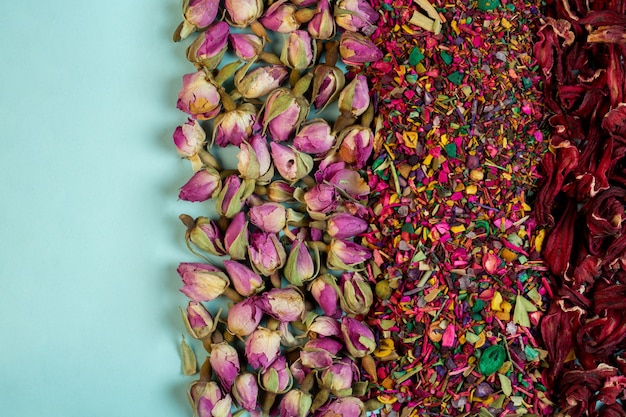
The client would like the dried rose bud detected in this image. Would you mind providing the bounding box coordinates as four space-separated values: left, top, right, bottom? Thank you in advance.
173 118 205 158
232 372 259 411
280 389 312 417
177 70 222 120
337 125 374 169
339 271 372 316
327 239 371 270
267 181 296 203
315 397 364 417
325 167 370 199
249 232 287 276
293 119 336 155
341 317 376 358
258 287 306 322
178 262 230 302
215 175 254 218
213 103 258 147
227 298 263 337
225 0 264 27
339 32 383 66
260 356 293 394
327 213 368 239
309 315 341 337
320 358 358 396
186 21 229 70
229 33 264 61
179 167 222 202
263 89 310 142
304 184 338 216
176 0 220 41
335 0 379 35
190 381 233 417
210 342 240 390
311 65 345 112
281 30 316 70
309 274 341 318
259 0 299 33
270 142 314 183
186 216 227 256
182 301 214 339
236 65 290 99
223 260 264 297
290 360 311 385
223 212 249 260
308 0 335 40
285 239 317 285
237 134 273 181
245 327 282 370
300 338 342 369
338 75 370 118
249 202 288 233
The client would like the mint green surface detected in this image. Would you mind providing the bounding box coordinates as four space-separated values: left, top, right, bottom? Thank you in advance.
0 1 205 415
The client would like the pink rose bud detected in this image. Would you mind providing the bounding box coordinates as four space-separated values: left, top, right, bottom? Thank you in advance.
314 397 364 417
259 0 299 33
224 211 249 260
183 301 215 339
173 118 205 158
339 32 383 66
285 239 317 285
267 181 296 203
245 327 282 370
309 274 341 318
293 119 336 155
339 271 373 316
186 21 229 70
190 381 233 417
249 202 287 233
327 238 372 270
227 297 263 337
308 0 335 40
215 175 253 218
326 167 370 199
311 65 346 112
258 287 306 322
232 372 259 411
263 89 310 142
335 0 379 35
300 338 343 369
281 30 316 70
238 134 273 181
230 33 264 61
308 315 341 337
290 360 311 385
225 0 264 27
320 358 357 396
178 262 230 302
236 65 290 99
270 142 314 183
337 125 374 169
327 213 368 239
248 232 287 276
179 167 222 202
177 70 222 120
213 103 258 147
210 342 240 390
338 75 370 118
304 184 338 215
189 217 227 257
279 389 312 417
224 260 264 297
340 317 376 358
177 0 220 40
260 357 293 394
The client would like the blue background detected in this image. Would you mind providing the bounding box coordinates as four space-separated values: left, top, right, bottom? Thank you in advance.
0 1 205 415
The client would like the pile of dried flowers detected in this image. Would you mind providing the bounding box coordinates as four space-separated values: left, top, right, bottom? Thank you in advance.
533 0 626 415
171 0 385 416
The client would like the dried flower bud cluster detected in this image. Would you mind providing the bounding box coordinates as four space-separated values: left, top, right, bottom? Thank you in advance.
171 1 383 416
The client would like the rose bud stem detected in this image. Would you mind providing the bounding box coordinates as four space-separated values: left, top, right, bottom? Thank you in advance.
283 226 297 241
361 354 378 382
251 21 269 42
332 113 357 133
290 69 302 88
211 330 224 344
361 102 375 127
180 214 196 229
218 88 237 112
202 335 213 352
308 241 329 253
271 272 282 288
295 8 315 23
301 371 315 393
310 388 329 412
315 39 324 61
254 185 268 196
219 169 239 180
259 51 282 65
324 41 339 66
301 175 316 188
223 287 244 302
266 317 280 330
199 356 212 381
262 392 277 416
223 330 235 343
196 149 221 170
292 320 307 331
214 60 241 85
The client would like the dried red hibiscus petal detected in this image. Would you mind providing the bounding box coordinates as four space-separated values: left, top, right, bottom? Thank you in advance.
543 197 577 276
